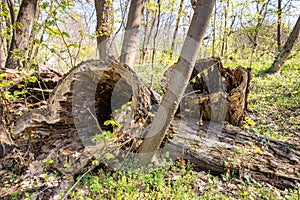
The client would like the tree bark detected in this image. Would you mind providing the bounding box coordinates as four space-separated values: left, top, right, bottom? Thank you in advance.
268 14 300 73
137 0 216 164
94 0 114 60
120 0 145 68
277 0 282 52
5 0 38 69
0 33 5 68
221 1 228 57
212 3 217 57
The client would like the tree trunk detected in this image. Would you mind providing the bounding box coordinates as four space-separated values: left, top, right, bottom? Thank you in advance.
268 14 300 73
0 34 5 68
120 0 145 68
5 0 38 69
170 0 184 59
243 0 270 68
0 5 6 67
141 8 157 65
212 3 217 57
137 0 216 164
140 7 149 64
221 1 228 57
277 0 282 52
94 0 114 60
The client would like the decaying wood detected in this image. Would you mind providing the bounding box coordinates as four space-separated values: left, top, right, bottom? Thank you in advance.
0 98 13 147
2 58 299 190
12 59 159 174
163 119 300 189
0 68 61 159
162 57 251 126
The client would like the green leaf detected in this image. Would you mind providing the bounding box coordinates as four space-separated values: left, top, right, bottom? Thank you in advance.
0 81 13 87
0 73 8 80
68 43 79 48
41 2 49 9
17 84 25 89
104 153 115 160
28 76 37 83
92 160 100 166
246 119 255 125
12 48 21 53
223 161 230 168
3 91 13 99
62 32 70 38
255 147 263 154
64 163 71 168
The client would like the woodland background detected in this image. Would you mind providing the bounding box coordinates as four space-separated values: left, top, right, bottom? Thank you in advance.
0 0 300 199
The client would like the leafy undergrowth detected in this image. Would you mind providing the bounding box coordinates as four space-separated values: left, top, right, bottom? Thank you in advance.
241 59 300 144
62 161 300 200
1 58 300 199
1 160 300 199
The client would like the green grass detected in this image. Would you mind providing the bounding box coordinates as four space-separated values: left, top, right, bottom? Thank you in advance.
241 59 300 142
64 162 200 199
61 161 300 199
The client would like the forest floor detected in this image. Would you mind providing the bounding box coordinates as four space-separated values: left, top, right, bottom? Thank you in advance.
0 58 299 199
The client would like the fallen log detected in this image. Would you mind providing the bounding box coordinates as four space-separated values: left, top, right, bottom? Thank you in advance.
163 119 300 189
5 58 299 189
11 59 159 174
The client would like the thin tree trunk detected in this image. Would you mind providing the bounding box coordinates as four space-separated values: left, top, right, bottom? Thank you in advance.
170 0 184 59
0 38 5 68
5 0 15 52
5 0 38 69
248 0 270 68
212 2 216 57
94 0 114 60
143 10 157 64
268 14 300 73
0 18 6 67
137 0 216 164
140 7 149 64
221 1 228 57
120 0 145 68
277 0 282 52
150 0 161 87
